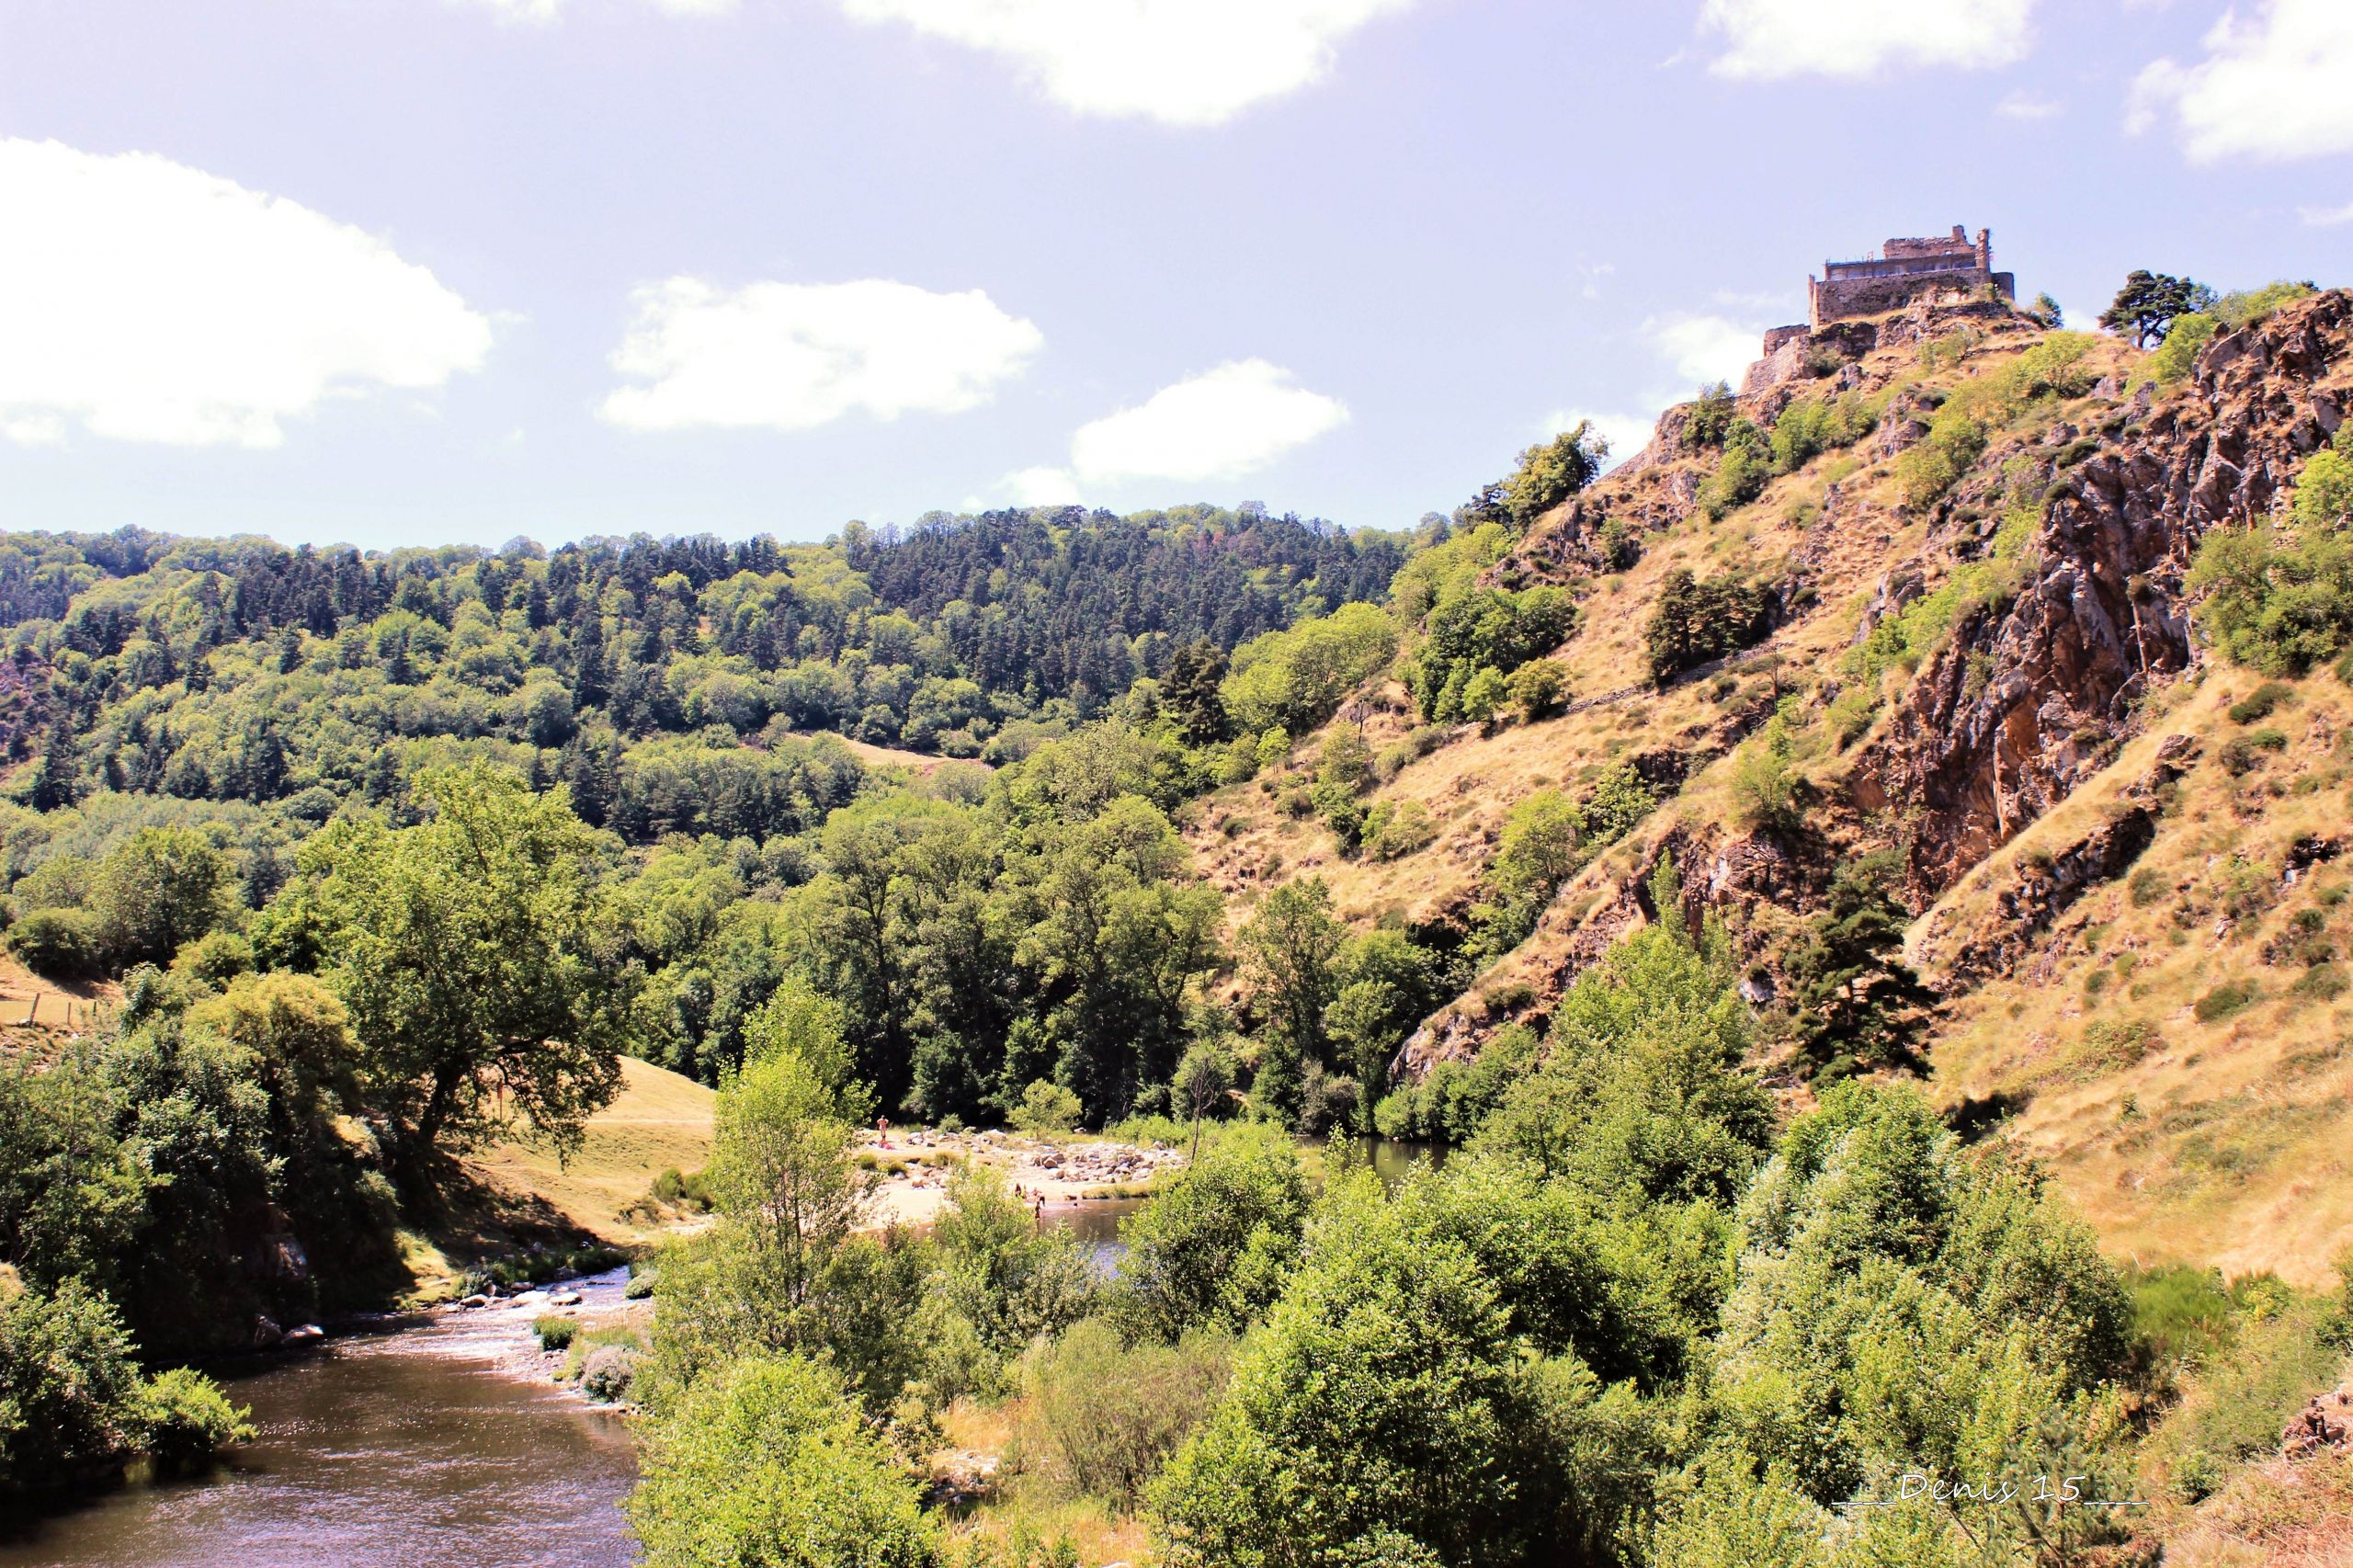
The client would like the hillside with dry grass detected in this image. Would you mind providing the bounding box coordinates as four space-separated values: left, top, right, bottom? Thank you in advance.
1187 286 2353 1287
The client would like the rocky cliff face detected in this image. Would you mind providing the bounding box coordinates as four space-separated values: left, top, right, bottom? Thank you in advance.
1859 292 2351 892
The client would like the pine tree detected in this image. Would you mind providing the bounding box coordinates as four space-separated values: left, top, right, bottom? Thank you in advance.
1784 850 1937 1073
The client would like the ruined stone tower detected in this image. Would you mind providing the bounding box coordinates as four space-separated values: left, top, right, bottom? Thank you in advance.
1806 225 2014 327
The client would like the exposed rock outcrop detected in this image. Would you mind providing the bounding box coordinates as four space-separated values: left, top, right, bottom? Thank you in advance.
1860 292 2353 893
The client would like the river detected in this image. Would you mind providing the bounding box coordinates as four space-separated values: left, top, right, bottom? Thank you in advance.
0 1270 644 1568
5 1145 1432 1566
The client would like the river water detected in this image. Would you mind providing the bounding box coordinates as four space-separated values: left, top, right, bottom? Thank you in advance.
6 1146 1431 1566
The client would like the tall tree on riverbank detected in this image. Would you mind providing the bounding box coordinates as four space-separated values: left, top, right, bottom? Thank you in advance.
291 763 633 1178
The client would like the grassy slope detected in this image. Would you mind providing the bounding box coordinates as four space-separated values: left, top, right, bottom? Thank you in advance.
1918 667 2353 1285
467 1054 716 1246
1179 308 2353 1285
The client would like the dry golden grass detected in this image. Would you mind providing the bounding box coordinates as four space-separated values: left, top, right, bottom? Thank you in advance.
1920 669 2353 1284
0 950 117 1040
2162 1446 2353 1567
936 1394 1150 1567
468 1054 716 1245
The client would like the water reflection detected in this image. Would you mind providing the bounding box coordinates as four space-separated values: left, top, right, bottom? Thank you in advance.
0 1286 641 1568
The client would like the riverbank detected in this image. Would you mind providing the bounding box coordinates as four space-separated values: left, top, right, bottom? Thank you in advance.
860 1128 1186 1228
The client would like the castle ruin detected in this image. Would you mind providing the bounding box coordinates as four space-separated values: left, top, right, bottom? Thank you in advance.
1807 225 2013 326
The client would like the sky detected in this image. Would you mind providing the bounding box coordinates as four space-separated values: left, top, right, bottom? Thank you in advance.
0 0 2348 552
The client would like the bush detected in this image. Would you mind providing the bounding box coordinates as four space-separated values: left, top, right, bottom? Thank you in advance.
2220 729 2287 775
2292 962 2347 1002
2227 681 2294 723
1113 1125 1309 1343
2193 983 2258 1023
2130 866 2168 907
1680 381 1737 450
2294 441 2353 532
1502 425 1608 522
1015 1319 1233 1508
1698 421 1773 520
8 906 104 982
1010 1079 1083 1135
136 1367 256 1471
1505 658 1567 722
651 1166 715 1210
626 1352 937 1568
581 1343 637 1403
534 1314 578 1352
1768 392 1877 472
1895 408 1988 511
0 1282 143 1488
1360 801 1438 862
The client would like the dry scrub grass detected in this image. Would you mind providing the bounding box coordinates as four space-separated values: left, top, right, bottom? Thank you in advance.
1923 670 2353 1284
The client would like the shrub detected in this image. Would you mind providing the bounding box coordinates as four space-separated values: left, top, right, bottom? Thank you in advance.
1680 381 1736 449
1699 421 1773 520
2076 1017 2155 1074
1505 659 1567 722
1769 392 1877 472
170 929 254 987
137 1368 256 1471
0 1283 143 1488
2227 682 2293 723
534 1315 578 1352
7 906 104 982
2220 729 2288 775
2151 1288 2348 1488
2130 866 2168 907
2292 963 2347 1002
2150 312 2214 383
1010 1079 1083 1135
1458 665 1507 727
2214 280 2316 331
1582 763 1658 846
1502 425 1608 523
651 1165 715 1210
1015 1319 1233 1508
1895 408 1988 511
626 1353 937 1568
2193 983 2258 1023
1360 801 1438 862
1730 710 1798 828
581 1344 637 1403
1112 1125 1309 1343
2293 441 2353 532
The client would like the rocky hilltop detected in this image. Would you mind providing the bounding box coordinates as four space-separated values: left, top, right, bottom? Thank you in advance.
1184 286 2353 1282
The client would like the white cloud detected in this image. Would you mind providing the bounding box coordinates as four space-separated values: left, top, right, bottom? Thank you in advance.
0 139 492 449
458 0 563 20
1649 312 1762 389
1539 409 1654 471
1004 464 1083 506
1065 359 1347 483
2129 0 2353 163
601 278 1042 433
1995 89 2062 119
457 0 735 20
833 0 1413 126
1699 0 2033 79
2301 199 2353 227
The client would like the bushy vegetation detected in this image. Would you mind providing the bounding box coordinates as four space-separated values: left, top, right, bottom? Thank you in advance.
1643 569 1768 683
2190 429 2353 675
